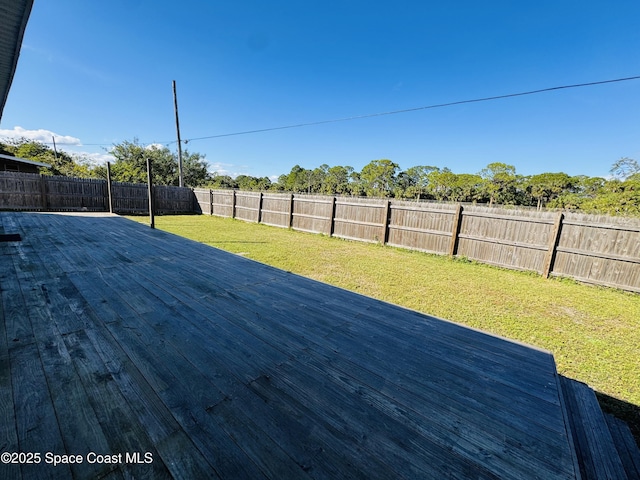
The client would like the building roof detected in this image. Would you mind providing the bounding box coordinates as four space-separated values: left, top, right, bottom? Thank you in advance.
0 0 34 121
0 152 50 168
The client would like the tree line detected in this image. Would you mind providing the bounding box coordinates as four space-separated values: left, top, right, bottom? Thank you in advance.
213 158 640 216
2 137 639 216
0 138 210 188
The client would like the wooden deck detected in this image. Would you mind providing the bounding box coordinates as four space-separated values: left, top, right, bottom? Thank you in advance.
0 212 581 479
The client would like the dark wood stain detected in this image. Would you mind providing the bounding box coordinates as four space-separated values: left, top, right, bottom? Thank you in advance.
0 211 583 479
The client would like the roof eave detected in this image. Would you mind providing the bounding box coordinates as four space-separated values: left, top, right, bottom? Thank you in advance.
0 153 50 168
0 0 35 122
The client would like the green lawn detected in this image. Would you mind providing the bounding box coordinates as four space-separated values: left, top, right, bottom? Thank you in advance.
129 214 640 441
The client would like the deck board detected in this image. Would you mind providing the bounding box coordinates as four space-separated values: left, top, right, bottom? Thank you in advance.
0 212 580 479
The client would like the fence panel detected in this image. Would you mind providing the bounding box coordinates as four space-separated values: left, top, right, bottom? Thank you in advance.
193 188 211 214
235 192 261 222
552 213 640 292
332 197 387 242
210 190 234 217
387 201 456 254
154 185 194 214
456 206 557 273
261 193 291 228
111 182 148 213
292 195 333 234
45 176 107 211
0 172 43 209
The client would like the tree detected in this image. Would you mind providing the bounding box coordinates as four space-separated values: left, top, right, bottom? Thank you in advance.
393 171 412 199
208 174 238 189
106 139 210 187
109 140 175 184
235 175 271 191
0 138 94 177
399 165 438 200
450 173 484 202
360 159 399 197
278 165 312 193
324 165 354 195
181 150 211 187
426 168 455 201
548 175 606 210
610 157 640 180
527 172 573 210
347 170 366 196
479 162 517 206
579 178 640 215
307 164 329 194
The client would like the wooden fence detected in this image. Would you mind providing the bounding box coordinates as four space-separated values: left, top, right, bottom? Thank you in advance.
194 188 640 293
0 172 195 214
2 174 637 292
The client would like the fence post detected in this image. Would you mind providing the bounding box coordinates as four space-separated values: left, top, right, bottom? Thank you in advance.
329 196 337 236
289 194 295 228
146 158 154 229
257 192 264 223
382 200 392 244
448 204 463 256
543 212 564 278
39 174 48 211
232 190 237 219
209 189 213 215
106 162 114 213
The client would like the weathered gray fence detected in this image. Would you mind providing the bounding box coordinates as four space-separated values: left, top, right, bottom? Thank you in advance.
193 188 640 293
3 173 637 292
0 172 195 214
552 213 640 291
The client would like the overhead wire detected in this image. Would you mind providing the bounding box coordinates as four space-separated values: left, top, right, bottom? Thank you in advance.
174 75 640 144
38 74 640 148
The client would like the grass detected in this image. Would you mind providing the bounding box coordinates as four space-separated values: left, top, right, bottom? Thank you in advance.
129 214 640 443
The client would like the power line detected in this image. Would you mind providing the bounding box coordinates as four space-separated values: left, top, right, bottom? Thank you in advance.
168 74 640 144
37 74 640 147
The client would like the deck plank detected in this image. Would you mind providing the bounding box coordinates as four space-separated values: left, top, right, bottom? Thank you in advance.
0 265 20 480
129 259 570 450
0 212 582 479
9 229 123 479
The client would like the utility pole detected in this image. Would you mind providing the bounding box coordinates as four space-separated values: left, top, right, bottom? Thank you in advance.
51 136 58 161
173 80 184 187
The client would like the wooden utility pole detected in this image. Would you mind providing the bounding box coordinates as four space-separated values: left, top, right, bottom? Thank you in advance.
173 80 184 187
51 136 58 161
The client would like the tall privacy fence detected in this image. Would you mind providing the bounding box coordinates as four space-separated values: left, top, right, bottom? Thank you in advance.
194 188 640 293
1 172 637 293
0 171 194 214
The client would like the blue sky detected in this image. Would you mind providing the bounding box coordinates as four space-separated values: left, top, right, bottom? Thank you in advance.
2 0 639 180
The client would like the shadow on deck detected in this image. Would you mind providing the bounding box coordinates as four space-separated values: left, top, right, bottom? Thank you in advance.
0 212 636 479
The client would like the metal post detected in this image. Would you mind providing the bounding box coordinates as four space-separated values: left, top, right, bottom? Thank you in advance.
147 158 155 229
106 161 114 213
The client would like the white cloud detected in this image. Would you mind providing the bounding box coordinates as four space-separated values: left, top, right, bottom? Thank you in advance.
0 126 117 165
144 143 165 151
209 161 236 177
72 151 115 166
208 162 280 180
0 126 82 146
